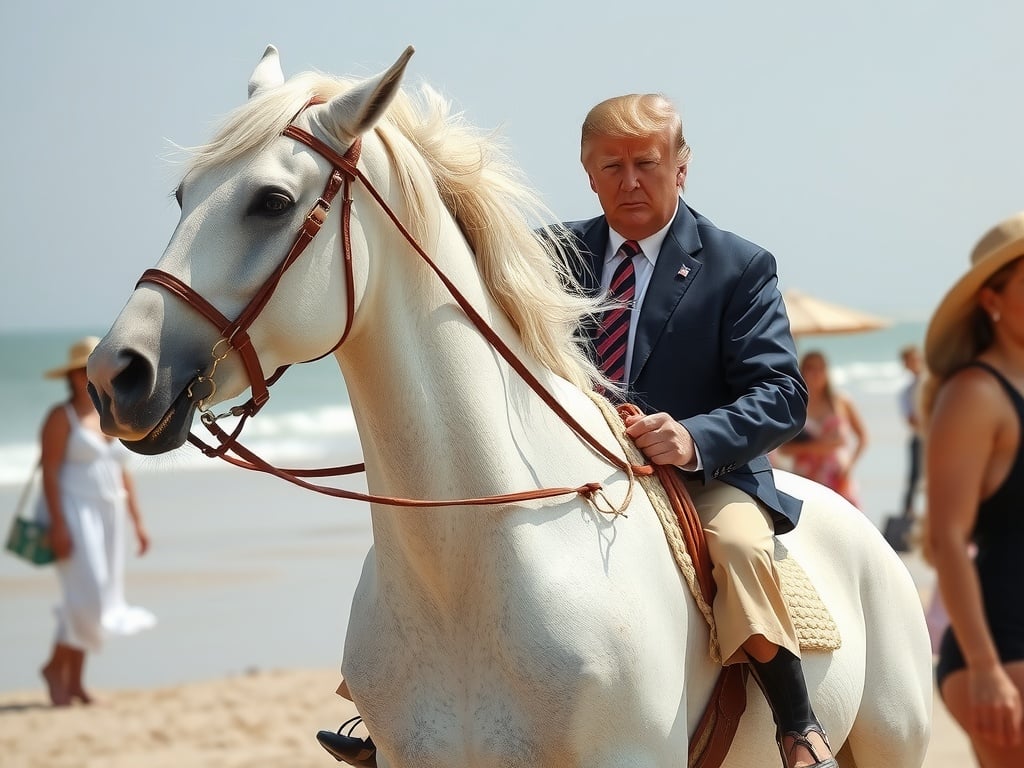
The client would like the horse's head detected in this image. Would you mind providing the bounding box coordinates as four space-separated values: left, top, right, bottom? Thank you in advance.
87 45 414 455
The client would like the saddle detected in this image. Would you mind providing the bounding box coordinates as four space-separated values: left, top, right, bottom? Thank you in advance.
590 393 841 768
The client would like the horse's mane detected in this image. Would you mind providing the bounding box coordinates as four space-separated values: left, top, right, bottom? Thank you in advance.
186 72 604 392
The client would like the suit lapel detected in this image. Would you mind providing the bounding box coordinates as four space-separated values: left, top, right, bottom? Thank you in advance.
578 219 609 295
570 218 610 355
631 204 702 383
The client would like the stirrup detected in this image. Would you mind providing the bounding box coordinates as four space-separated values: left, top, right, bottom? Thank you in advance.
337 715 367 737
316 715 377 767
777 725 838 768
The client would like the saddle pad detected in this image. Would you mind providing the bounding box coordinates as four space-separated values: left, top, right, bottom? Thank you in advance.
588 391 841 663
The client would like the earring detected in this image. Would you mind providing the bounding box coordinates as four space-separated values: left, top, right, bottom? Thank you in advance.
992 310 1001 323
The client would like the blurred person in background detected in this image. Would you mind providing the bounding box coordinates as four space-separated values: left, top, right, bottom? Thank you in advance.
777 350 867 508
923 211 1024 763
898 344 924 517
38 337 155 706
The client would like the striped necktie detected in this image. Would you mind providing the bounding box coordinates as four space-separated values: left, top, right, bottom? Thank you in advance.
595 239 641 385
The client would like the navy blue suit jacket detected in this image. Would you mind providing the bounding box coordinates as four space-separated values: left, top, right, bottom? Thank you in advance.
564 202 808 533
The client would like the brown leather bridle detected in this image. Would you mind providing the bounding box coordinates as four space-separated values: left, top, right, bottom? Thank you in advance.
137 97 643 508
140 135 355 417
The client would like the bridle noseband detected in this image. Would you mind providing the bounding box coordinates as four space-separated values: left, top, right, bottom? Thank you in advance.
138 97 358 428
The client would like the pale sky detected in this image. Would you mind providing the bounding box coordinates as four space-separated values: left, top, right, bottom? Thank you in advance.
2 0 1022 331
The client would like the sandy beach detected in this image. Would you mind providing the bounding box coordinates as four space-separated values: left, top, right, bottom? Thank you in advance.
0 666 975 768
0 668 357 768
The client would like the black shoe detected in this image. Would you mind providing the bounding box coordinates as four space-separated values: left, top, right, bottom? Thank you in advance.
316 716 377 767
748 648 837 768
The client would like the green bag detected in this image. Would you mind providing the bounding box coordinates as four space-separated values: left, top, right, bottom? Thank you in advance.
4 463 55 566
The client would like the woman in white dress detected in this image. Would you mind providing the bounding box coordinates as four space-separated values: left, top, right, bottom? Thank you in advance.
38 337 155 706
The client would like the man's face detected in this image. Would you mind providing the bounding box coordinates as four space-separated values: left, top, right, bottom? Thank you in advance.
583 125 686 241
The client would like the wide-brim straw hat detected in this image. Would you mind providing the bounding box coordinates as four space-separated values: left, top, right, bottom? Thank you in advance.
44 336 101 379
925 211 1024 379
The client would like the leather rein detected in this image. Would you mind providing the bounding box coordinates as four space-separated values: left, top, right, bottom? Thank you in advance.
137 98 651 511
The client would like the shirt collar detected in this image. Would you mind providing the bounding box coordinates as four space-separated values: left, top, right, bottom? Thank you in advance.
606 198 680 267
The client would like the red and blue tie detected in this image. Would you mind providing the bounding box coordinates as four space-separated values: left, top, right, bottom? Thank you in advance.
595 239 641 385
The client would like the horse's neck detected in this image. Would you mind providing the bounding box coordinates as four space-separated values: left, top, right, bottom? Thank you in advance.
337 210 595 589
342 219 566 485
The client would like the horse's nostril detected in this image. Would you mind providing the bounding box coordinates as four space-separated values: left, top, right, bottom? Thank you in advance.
87 381 102 412
111 349 157 403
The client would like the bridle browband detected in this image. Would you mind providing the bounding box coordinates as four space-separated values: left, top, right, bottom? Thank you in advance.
138 96 647 510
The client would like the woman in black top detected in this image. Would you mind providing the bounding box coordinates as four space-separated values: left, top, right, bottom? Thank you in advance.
924 210 1024 765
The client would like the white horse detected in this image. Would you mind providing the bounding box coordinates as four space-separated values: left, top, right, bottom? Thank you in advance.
87 46 932 767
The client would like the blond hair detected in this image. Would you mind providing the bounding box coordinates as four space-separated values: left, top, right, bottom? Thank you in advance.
580 93 691 167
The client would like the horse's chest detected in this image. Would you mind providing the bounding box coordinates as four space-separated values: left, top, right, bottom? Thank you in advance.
343 561 649 763
347 575 610 694
344 585 610 765
341 510 697 765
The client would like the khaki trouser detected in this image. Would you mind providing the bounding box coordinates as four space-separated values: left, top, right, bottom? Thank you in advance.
683 477 801 665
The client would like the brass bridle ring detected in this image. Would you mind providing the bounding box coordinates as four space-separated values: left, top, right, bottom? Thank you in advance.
188 337 233 413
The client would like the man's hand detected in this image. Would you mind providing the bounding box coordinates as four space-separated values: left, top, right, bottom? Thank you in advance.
624 411 697 469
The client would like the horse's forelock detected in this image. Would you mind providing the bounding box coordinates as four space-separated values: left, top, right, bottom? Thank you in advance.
184 72 351 176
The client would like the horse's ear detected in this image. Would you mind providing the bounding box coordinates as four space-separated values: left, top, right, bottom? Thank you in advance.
323 46 415 137
248 45 285 99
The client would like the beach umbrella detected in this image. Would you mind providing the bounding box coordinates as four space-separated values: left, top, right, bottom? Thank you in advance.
782 289 890 337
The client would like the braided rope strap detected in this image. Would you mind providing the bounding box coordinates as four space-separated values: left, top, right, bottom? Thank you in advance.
587 391 841 660
587 391 841 768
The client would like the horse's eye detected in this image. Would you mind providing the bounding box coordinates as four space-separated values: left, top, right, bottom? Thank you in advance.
250 190 294 217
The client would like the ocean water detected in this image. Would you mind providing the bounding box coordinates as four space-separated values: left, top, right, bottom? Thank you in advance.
0 322 928 525
0 329 361 487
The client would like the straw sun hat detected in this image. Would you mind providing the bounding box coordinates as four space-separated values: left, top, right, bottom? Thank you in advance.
924 211 1024 379
44 336 101 379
